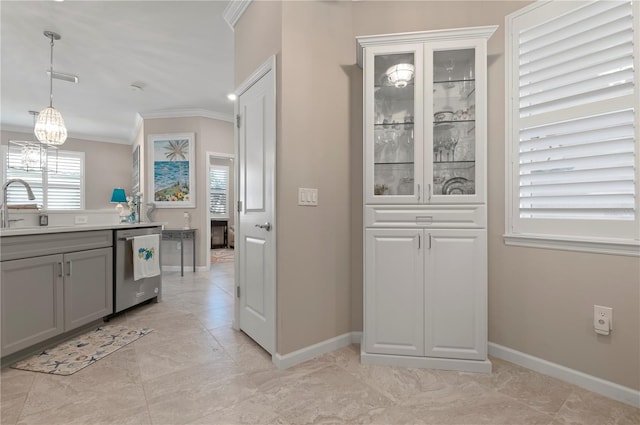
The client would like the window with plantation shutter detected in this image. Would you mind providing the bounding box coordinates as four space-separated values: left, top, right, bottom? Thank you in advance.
2 147 84 210
210 165 229 217
505 0 639 255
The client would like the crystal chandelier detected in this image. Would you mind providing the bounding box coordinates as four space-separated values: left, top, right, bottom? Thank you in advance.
34 31 67 146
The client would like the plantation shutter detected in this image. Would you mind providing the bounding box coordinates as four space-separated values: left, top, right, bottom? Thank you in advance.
4 148 44 206
46 151 84 210
4 148 83 210
210 165 228 216
517 0 636 221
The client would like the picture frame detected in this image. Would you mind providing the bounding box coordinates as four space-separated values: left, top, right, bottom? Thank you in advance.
147 133 196 208
132 144 140 195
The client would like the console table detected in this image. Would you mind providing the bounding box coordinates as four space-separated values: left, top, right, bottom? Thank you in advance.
162 229 196 276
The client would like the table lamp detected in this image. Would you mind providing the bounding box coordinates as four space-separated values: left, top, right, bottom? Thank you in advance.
110 188 127 218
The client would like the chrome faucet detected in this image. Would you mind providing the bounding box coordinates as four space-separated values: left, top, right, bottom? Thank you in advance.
2 179 36 228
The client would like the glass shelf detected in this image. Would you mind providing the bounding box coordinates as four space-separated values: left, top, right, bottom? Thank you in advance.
375 161 415 165
374 122 414 127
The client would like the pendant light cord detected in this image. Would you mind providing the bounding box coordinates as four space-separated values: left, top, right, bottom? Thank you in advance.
48 34 54 108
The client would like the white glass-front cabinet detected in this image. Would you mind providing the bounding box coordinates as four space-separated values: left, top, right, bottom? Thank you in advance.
358 26 496 373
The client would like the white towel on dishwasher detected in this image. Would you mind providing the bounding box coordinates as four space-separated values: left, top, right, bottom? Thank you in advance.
132 234 161 281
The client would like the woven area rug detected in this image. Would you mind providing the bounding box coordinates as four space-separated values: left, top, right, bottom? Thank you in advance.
211 248 234 264
11 325 153 376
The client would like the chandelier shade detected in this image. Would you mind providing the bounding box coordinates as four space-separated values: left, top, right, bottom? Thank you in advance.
34 106 67 145
385 63 415 88
35 30 67 146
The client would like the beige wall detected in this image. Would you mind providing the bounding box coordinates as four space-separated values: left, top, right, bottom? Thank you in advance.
235 0 639 390
143 116 234 268
235 0 354 355
234 0 282 85
1 131 132 210
278 1 354 354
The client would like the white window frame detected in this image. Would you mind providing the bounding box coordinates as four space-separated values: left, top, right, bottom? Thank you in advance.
504 0 640 256
209 164 229 219
1 146 85 210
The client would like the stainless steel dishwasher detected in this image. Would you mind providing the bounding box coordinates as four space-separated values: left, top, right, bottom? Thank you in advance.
113 226 162 314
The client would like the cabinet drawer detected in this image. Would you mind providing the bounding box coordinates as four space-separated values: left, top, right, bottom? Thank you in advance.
0 230 113 261
365 205 485 228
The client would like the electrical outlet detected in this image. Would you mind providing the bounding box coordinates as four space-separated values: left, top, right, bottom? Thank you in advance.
74 215 88 224
594 305 613 335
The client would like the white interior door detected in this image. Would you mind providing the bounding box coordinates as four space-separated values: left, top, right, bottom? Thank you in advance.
235 57 276 354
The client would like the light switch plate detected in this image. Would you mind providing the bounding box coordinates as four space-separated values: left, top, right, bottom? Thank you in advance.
298 188 318 206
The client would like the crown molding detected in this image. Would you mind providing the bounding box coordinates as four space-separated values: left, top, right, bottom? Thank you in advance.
129 113 144 145
2 109 233 146
1 124 131 145
223 0 253 30
139 108 234 123
356 25 498 67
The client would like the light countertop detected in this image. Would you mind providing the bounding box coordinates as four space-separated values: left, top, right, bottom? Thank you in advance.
0 222 165 238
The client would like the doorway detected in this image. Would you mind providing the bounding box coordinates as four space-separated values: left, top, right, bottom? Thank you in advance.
206 151 235 272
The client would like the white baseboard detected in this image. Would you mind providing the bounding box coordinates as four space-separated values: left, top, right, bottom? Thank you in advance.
273 332 357 369
361 350 492 373
489 342 640 408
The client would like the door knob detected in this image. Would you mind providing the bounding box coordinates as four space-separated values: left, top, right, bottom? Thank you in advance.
255 222 272 231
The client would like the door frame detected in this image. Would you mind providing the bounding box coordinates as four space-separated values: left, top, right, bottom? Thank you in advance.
232 55 277 338
205 151 235 270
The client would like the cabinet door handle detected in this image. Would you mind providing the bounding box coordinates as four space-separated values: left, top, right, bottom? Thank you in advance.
66 261 72 276
58 262 63 278
417 184 421 201
427 184 432 201
428 233 432 250
418 234 421 250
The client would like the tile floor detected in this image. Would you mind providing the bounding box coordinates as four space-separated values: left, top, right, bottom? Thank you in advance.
2 257 639 425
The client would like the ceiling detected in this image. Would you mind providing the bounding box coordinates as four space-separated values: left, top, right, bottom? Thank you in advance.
1 0 234 145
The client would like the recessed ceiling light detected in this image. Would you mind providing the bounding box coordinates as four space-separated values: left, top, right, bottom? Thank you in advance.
227 93 237 101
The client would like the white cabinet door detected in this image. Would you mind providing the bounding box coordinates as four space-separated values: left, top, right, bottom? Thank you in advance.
425 229 487 360
365 228 424 356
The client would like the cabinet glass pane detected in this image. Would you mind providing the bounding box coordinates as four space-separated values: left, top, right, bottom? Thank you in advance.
373 53 415 196
433 49 476 196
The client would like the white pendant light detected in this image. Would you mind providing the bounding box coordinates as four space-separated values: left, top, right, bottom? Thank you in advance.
34 31 67 146
385 63 415 88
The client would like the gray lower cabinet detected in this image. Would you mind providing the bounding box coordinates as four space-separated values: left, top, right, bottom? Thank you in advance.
0 230 113 357
63 248 113 331
0 254 65 355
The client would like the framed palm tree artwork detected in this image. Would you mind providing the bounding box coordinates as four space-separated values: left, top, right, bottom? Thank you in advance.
148 133 196 208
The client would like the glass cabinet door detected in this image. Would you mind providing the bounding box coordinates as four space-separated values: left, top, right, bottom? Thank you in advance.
431 48 478 201
366 45 423 204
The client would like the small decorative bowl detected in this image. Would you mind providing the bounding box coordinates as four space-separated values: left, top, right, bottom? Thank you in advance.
434 111 454 122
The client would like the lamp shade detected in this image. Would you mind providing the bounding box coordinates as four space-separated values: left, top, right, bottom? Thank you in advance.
385 63 415 88
110 188 127 203
34 106 67 146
